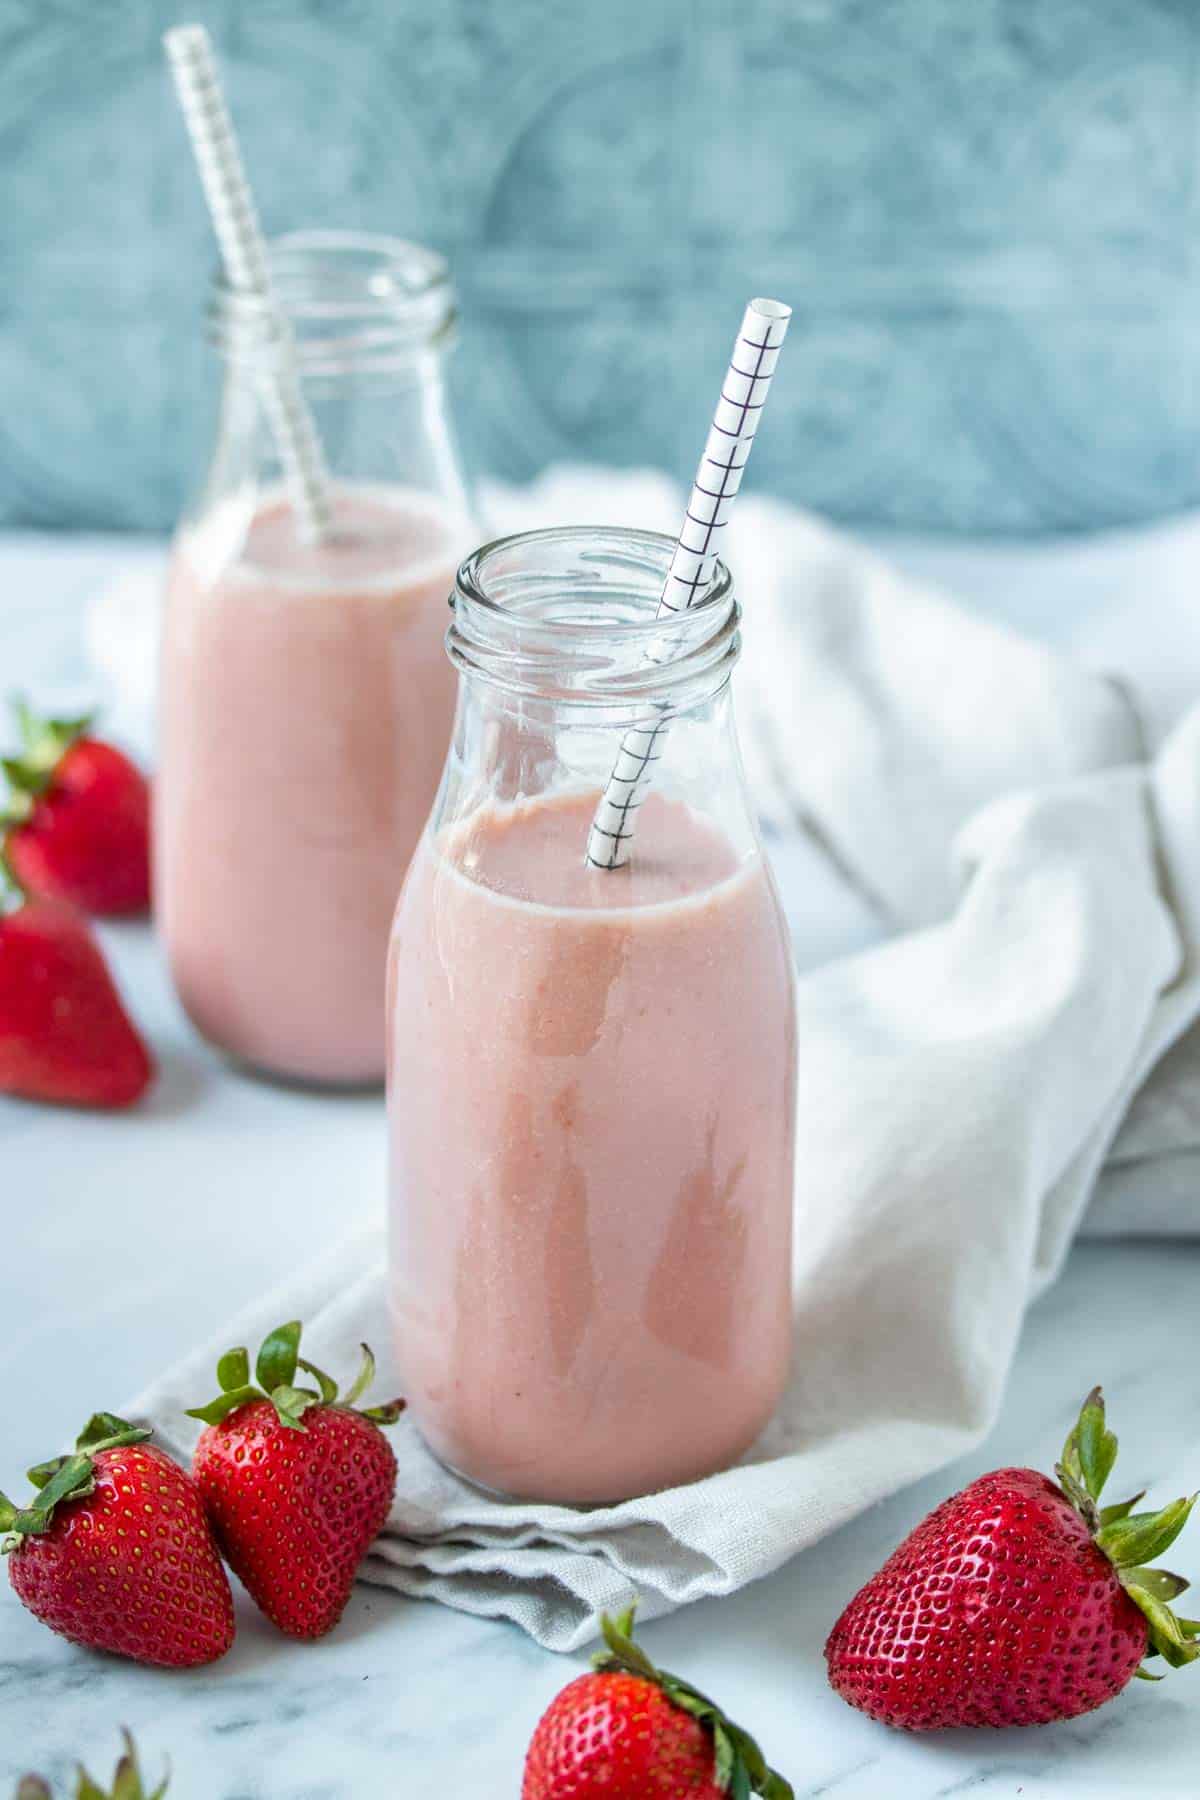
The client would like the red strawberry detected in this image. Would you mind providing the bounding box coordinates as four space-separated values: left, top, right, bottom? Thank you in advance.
18 1730 169 1800
188 1322 404 1639
523 1604 793 1800
0 884 153 1109
3 700 150 916
826 1387 1199 1729
3 1413 234 1668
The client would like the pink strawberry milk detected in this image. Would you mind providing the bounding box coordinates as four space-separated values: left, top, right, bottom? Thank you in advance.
387 527 797 1503
156 233 472 1084
159 487 465 1083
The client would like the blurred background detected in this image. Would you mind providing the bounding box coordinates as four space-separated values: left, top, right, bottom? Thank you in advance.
2 0 1196 537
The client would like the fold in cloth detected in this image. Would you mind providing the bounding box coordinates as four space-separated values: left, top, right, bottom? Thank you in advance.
128 470 1200 1651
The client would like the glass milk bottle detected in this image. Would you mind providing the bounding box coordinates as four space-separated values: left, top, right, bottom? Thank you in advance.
387 527 797 1504
157 232 473 1086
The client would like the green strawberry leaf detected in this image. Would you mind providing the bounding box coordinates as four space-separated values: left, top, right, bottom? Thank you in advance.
1134 1665 1165 1682
1100 1491 1146 1527
256 1321 302 1394
713 1721 735 1789
72 1731 167 1800
1097 1496 1197 1570
185 1385 262 1427
342 1343 377 1409
1122 1567 1189 1603
1149 1632 1196 1671
26 1458 68 1491
75 1413 152 1456
1 755 46 798
13 697 92 769
1131 1591 1199 1669
361 1399 406 1426
724 1723 763 1784
596 1606 658 1680
297 1357 338 1405
27 1454 95 1521
111 1751 141 1800
270 1385 318 1431
2 1452 97 1542
1058 1426 1084 1497
217 1347 251 1392
668 1687 717 1723
1076 1389 1118 1502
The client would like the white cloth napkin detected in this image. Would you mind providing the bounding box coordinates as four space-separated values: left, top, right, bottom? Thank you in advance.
125 469 1200 1652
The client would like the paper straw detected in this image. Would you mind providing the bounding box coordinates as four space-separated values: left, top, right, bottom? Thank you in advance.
585 297 791 870
164 24 333 543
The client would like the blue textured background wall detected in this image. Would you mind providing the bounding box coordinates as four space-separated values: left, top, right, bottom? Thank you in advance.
3 0 1196 535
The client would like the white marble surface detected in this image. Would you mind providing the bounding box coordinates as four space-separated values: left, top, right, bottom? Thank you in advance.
3 525 1200 1796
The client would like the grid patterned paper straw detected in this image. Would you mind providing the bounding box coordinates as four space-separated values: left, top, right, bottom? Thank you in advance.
585 297 791 869
164 24 333 543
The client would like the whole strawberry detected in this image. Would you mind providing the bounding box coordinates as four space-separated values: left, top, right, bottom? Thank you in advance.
188 1321 404 1639
0 875 153 1109
523 1604 792 1800
2 1414 234 1668
826 1387 1198 1729
3 699 150 916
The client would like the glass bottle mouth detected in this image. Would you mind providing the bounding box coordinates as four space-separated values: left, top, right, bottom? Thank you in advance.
449 526 741 709
208 230 457 372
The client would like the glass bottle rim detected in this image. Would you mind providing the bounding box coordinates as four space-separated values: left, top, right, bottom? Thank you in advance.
208 229 457 370
449 525 740 708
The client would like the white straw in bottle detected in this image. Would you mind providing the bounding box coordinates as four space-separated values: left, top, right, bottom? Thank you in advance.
163 24 334 543
585 297 791 870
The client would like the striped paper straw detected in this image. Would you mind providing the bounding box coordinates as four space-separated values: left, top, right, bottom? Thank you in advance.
164 24 333 543
585 297 791 869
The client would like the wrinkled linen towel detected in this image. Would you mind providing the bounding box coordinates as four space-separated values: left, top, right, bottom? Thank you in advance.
128 467 1200 1651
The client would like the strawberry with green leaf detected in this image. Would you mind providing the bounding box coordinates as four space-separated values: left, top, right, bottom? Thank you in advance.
188 1321 404 1639
3 699 150 917
826 1387 1197 1729
523 1603 793 1799
3 1415 233 1668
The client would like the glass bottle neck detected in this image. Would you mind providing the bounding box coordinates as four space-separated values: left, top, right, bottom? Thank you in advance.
209 230 457 375
433 527 759 870
449 526 740 722
191 231 473 546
